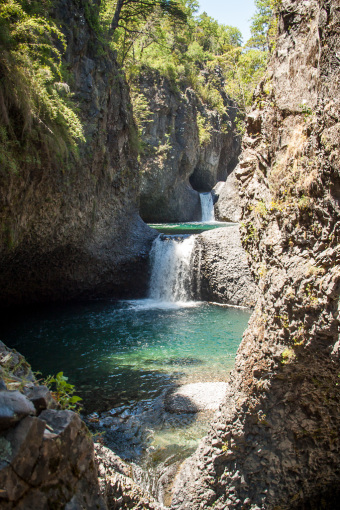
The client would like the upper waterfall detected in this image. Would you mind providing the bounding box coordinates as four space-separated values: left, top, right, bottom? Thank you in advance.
200 193 215 222
148 235 195 303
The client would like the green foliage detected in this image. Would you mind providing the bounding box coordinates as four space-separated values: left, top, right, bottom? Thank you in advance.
247 0 281 52
281 348 295 365
0 0 85 173
299 103 314 121
129 85 153 132
100 1 267 141
197 112 212 146
44 371 82 411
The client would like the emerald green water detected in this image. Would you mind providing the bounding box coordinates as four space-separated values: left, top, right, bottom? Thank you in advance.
1 299 250 414
2 297 250 489
148 222 236 235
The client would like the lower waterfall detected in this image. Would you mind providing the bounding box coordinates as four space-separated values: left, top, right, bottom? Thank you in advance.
149 235 195 302
200 192 215 222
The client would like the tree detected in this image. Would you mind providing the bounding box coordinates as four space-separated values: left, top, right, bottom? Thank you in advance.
247 0 281 51
109 0 187 34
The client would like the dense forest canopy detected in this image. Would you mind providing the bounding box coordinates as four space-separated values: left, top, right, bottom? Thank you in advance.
0 0 278 172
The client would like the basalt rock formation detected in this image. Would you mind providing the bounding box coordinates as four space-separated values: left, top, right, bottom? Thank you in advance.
193 226 257 307
0 0 156 307
136 70 240 222
171 1 340 508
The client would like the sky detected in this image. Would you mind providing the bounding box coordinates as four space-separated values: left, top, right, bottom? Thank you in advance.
197 0 256 44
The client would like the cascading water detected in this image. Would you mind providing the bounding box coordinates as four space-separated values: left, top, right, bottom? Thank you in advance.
149 235 195 302
200 192 215 222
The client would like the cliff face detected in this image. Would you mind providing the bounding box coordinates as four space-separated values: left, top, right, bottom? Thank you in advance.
0 0 156 307
136 70 240 222
171 1 340 508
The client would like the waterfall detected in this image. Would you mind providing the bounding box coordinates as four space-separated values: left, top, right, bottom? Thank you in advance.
200 192 215 222
149 235 195 303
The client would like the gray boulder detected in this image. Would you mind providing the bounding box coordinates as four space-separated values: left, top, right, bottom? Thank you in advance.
194 226 258 307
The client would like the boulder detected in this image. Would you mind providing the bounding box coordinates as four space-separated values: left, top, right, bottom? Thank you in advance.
0 392 36 431
194 226 258 307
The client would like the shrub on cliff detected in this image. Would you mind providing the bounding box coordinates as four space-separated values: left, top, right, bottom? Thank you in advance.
0 0 84 173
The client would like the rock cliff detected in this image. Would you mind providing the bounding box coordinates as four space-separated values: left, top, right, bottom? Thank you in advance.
136 70 240 222
171 1 340 508
0 0 156 307
193 226 257 307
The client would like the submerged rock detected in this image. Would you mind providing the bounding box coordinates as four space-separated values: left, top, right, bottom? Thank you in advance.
165 382 228 413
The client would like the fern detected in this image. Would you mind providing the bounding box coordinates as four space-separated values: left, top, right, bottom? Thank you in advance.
0 0 84 173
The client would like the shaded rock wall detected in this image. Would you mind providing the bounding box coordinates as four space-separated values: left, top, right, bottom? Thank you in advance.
0 0 157 307
136 70 240 222
171 1 340 508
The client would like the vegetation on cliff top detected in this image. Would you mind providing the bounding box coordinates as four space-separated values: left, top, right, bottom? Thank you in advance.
0 0 278 171
101 0 269 123
0 0 85 173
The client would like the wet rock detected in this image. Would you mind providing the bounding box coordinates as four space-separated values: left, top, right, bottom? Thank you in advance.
0 391 36 431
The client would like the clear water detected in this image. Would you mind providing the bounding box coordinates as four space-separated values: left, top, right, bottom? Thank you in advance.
148 222 236 235
1 298 250 501
1 300 250 414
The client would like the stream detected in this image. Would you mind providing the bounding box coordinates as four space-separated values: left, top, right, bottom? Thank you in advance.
1 216 251 504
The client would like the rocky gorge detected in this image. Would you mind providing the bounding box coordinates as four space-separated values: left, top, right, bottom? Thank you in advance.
0 0 157 307
135 69 241 222
171 1 340 508
0 0 339 509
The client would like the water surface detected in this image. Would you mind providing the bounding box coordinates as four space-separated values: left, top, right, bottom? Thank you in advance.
148 222 236 235
2 299 250 413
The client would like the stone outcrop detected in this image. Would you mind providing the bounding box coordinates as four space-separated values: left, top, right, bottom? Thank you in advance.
136 70 240 222
171 1 340 509
214 172 241 222
193 226 258 307
0 341 106 509
0 0 156 307
96 444 163 510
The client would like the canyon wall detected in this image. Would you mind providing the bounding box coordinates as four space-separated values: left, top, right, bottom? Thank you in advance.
136 70 240 222
0 0 156 307
171 1 340 508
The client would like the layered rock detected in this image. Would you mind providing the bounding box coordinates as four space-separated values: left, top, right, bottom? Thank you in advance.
136 70 240 222
193 226 257 307
171 1 340 508
0 0 156 307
